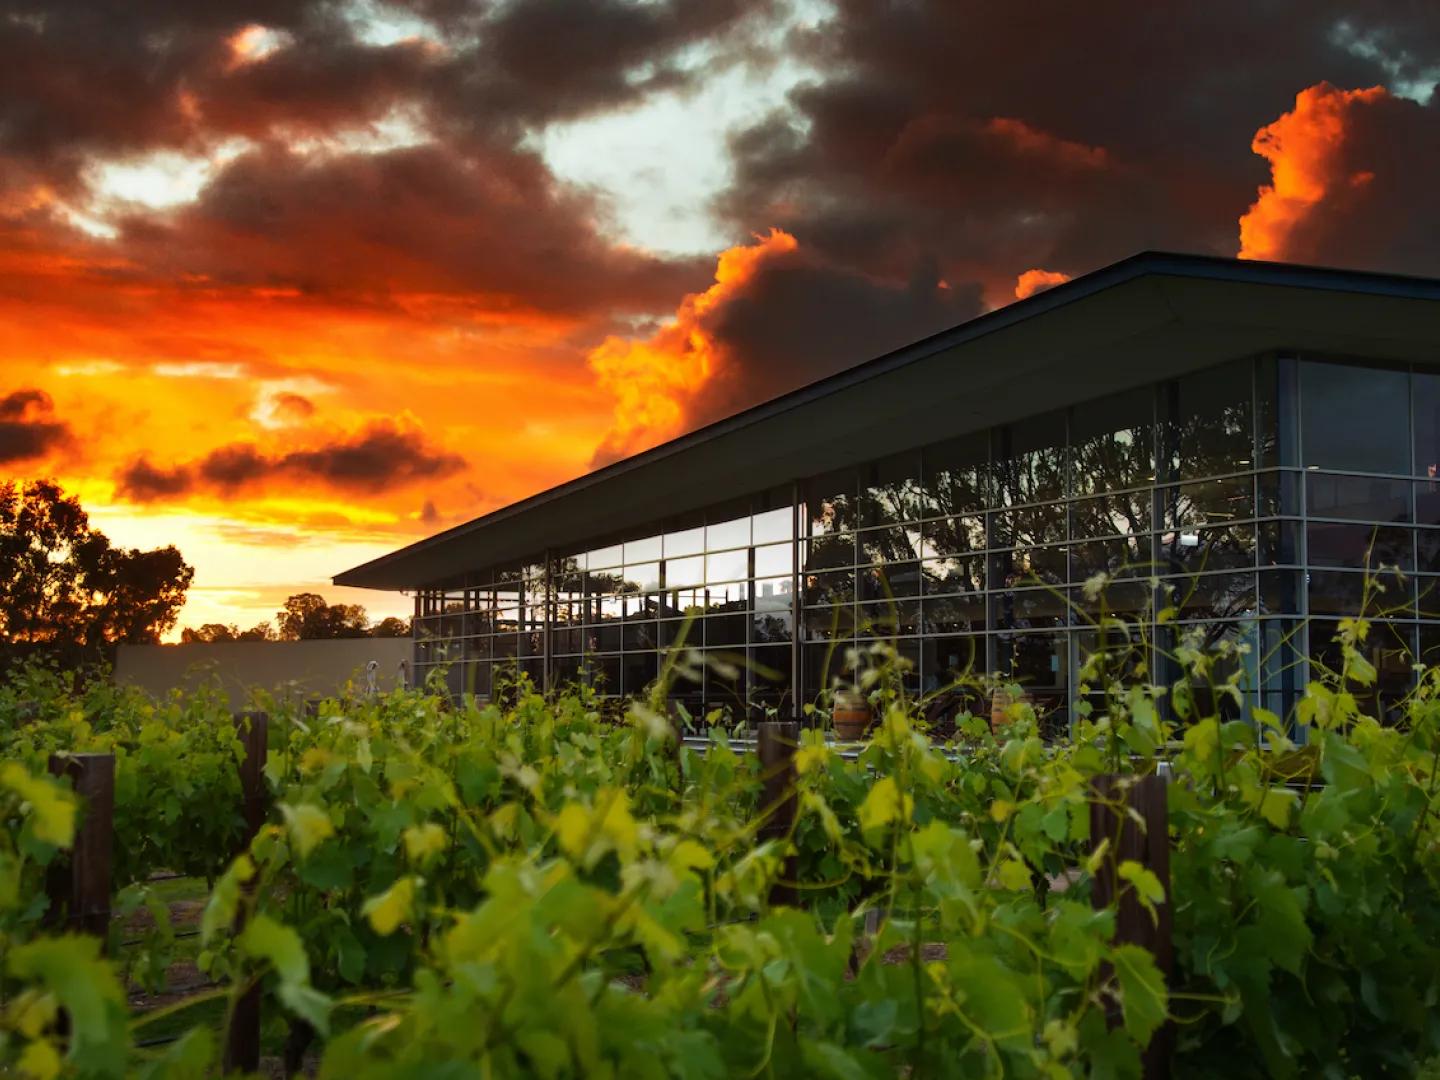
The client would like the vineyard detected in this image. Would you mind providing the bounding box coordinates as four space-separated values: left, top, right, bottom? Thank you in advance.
3 622 1440 1078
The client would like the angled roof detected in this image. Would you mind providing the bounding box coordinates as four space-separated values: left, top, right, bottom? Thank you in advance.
336 251 1440 591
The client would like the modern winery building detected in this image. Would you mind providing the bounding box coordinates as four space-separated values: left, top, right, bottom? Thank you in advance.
335 252 1440 724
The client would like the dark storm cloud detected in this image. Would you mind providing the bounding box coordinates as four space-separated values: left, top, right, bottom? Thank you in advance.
117 141 703 315
115 421 464 502
1240 85 1440 275
0 388 72 464
0 0 774 318
432 0 769 131
694 249 983 426
0 0 770 191
717 1 1440 289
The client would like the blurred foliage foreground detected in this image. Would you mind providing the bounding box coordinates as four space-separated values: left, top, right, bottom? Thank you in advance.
1 615 1439 1078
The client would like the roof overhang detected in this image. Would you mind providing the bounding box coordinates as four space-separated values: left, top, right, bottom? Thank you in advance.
336 251 1440 591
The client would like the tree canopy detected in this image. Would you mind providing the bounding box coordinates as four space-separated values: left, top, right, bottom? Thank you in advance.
179 594 409 643
0 480 193 653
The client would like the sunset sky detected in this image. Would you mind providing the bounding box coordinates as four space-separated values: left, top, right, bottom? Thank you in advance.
4 1 1440 635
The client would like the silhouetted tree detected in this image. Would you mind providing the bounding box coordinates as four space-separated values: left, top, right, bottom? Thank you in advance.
180 623 238 643
276 592 370 640
0 480 193 655
370 616 410 637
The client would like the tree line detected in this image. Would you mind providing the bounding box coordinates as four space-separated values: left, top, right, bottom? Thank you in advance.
181 593 409 643
0 480 406 660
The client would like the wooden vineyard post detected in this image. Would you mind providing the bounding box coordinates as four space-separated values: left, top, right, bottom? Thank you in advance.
45 753 115 940
757 720 800 907
1090 773 1172 1079
224 710 270 1076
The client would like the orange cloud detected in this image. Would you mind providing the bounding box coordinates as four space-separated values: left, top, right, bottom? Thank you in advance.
586 228 799 462
1238 83 1388 262
1014 268 1071 300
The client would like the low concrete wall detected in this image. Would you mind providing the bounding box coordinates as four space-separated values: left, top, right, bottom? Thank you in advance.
115 638 413 708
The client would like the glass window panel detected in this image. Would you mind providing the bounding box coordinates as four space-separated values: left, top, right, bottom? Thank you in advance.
998 634 1068 722
923 635 986 688
993 588 1068 630
622 621 657 650
592 656 622 695
921 515 986 556
1415 372 1440 479
923 593 986 634
750 645 792 696
1308 569 1410 617
1417 577 1440 618
1301 361 1409 474
804 532 856 571
806 468 859 534
859 525 920 564
1071 492 1151 538
752 505 793 544
1073 578 1152 621
664 524 705 557
803 606 854 640
991 504 1067 547
1156 523 1256 574
857 599 920 637
1257 470 1301 517
1070 387 1155 496
659 619 699 649
663 589 705 618
1259 521 1301 565
752 609 793 643
586 544 623 570
803 568 854 608
1163 476 1254 528
706 614 747 647
703 582 748 614
1259 569 1302 614
464 635 491 661
552 656 582 689
706 549 748 583
468 662 493 699
1163 359 1255 481
804 642 854 699
521 630 544 657
587 624 621 653
861 452 924 526
921 554 985 595
584 569 623 596
1161 571 1256 621
1159 622 1254 722
665 555 704 588
922 431 989 518
1417 531 1440 573
995 411 1066 505
622 562 660 591
493 633 518 659
706 515 749 550
1069 536 1151 581
550 627 582 655
1307 523 1413 571
991 545 1067 587
1306 474 1410 522
1415 479 1440 526
1311 622 1414 724
704 649 748 708
752 575 793 612
859 562 922 600
624 535 662 563
754 542 793 577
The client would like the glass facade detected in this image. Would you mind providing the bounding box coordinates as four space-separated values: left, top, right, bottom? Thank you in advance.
414 353 1440 726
